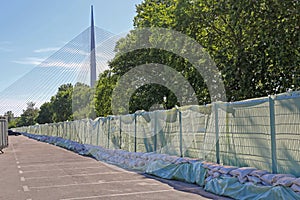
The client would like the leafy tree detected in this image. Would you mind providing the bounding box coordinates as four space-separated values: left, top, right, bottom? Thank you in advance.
172 0 300 100
4 111 14 123
108 0 300 104
4 111 17 128
72 82 96 119
51 83 73 122
94 0 299 116
16 102 39 127
36 102 53 124
94 70 118 116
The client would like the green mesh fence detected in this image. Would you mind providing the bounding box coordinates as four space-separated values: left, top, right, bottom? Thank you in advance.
15 91 300 176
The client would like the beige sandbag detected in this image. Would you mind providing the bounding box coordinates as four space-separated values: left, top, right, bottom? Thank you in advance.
230 167 256 178
249 169 270 177
274 176 296 187
272 174 295 183
219 166 238 174
247 175 262 184
292 178 300 186
260 174 277 185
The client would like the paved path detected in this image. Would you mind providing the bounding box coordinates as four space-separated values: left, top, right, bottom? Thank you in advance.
0 135 231 200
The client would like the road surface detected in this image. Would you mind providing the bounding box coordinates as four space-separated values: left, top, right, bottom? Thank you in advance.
0 135 231 200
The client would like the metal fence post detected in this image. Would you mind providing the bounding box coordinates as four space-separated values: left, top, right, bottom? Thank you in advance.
178 109 183 157
84 121 87 144
134 114 137 152
107 117 110 149
154 112 157 152
89 121 93 145
119 116 122 149
269 96 278 173
214 103 220 164
96 119 100 146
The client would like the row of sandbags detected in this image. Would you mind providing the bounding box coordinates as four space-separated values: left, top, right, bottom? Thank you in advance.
203 162 300 186
202 162 300 198
22 132 300 199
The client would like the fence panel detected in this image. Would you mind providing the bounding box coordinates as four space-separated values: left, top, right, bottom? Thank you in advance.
217 100 272 172
13 91 300 176
275 96 300 176
0 118 8 151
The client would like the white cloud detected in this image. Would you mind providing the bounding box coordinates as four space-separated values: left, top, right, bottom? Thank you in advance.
42 59 89 69
12 57 46 65
12 56 89 69
34 47 60 53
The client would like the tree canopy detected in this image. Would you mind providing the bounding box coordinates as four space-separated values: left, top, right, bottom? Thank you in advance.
12 0 300 121
16 102 39 127
94 0 299 116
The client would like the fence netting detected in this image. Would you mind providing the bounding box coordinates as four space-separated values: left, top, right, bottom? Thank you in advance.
15 91 300 176
0 117 8 151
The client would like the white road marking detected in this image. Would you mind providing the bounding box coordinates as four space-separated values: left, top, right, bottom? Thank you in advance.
60 189 172 200
25 171 126 180
23 185 30 192
19 170 23 174
21 166 105 173
30 179 158 189
20 177 25 181
10 141 19 161
20 161 96 168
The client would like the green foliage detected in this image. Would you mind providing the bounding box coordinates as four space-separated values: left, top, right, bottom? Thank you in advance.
72 82 96 120
16 102 39 127
36 102 53 124
50 83 74 122
104 0 300 108
172 0 300 100
129 84 177 112
8 120 17 129
4 111 18 128
94 70 118 117
34 83 96 124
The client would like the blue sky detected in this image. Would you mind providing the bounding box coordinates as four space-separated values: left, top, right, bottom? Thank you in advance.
0 0 142 91
0 0 142 115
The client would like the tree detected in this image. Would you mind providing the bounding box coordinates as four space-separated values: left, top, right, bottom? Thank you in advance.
4 111 17 128
51 83 73 122
172 0 300 100
94 70 118 116
16 102 39 127
95 0 299 115
109 0 299 104
4 111 14 123
72 82 96 119
36 102 53 124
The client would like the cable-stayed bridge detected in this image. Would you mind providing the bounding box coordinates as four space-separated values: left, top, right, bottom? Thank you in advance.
0 7 123 115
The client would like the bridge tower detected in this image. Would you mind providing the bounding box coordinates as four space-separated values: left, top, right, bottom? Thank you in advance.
90 5 96 88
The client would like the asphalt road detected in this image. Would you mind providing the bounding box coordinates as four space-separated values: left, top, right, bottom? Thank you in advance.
0 135 231 200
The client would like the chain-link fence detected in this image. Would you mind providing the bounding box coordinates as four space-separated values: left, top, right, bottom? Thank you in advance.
15 91 300 176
